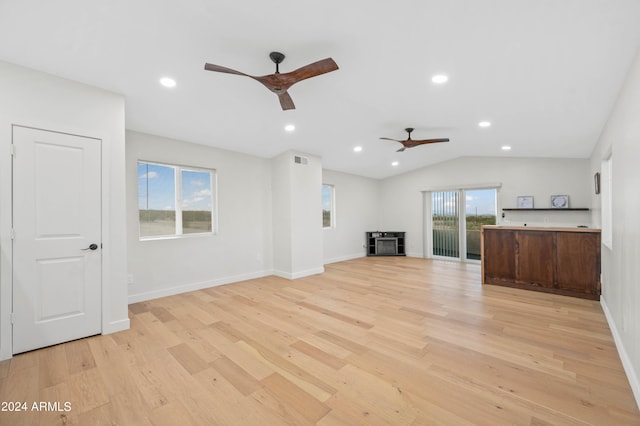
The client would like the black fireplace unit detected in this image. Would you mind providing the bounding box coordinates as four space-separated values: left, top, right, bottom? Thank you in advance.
366 232 406 256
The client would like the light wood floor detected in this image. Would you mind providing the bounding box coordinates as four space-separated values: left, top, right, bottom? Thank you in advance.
1 257 639 425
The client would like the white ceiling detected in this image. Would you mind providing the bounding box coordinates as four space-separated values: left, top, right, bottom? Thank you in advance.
1 0 639 179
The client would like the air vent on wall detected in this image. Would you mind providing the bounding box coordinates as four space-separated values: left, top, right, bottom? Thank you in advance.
294 155 308 165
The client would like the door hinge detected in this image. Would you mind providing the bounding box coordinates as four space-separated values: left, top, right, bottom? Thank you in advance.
10 144 15 157
10 313 15 324
10 228 15 240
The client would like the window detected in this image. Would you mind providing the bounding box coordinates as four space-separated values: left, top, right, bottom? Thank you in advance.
322 184 335 228
138 161 215 238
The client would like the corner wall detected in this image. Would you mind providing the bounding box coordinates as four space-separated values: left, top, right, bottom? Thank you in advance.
589 47 640 407
322 169 380 263
0 60 128 360
126 131 274 302
271 151 324 279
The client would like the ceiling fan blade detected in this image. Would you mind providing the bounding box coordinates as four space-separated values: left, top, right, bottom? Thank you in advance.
379 137 402 142
404 138 450 148
278 58 339 87
278 91 296 110
396 147 406 152
414 138 450 144
204 63 252 77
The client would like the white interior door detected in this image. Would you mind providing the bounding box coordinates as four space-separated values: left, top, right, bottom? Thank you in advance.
12 126 102 354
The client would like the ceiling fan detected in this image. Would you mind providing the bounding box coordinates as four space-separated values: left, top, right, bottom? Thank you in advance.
380 128 450 152
204 52 339 111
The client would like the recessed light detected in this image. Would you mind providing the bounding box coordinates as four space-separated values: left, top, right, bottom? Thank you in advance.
391 161 399 167
159 77 176 88
478 121 491 128
431 74 449 84
353 146 363 153
501 145 512 151
284 124 295 132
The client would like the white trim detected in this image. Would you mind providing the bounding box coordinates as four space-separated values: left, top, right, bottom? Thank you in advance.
406 252 425 259
600 296 640 410
324 253 365 265
103 318 130 334
420 182 502 192
423 191 432 259
128 270 273 304
273 267 325 280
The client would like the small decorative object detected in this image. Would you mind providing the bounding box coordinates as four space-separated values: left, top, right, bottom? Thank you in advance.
550 195 569 208
517 196 534 208
594 172 601 194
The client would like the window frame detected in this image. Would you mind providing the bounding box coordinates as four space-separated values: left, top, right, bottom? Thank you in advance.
322 184 335 229
137 160 217 240
601 153 613 249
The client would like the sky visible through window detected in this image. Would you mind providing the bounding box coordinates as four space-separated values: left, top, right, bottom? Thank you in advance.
322 185 332 212
432 189 496 216
138 163 212 211
465 189 496 216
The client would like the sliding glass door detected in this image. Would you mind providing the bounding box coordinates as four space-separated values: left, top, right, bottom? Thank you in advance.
431 188 497 261
432 191 460 258
464 189 497 260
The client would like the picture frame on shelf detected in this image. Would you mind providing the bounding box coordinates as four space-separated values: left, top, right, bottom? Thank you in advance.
517 196 534 208
550 194 569 208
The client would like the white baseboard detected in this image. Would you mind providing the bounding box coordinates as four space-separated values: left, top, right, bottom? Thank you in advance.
600 296 640 410
324 253 365 265
0 347 11 362
127 270 273 304
273 267 325 280
103 318 130 334
405 252 425 258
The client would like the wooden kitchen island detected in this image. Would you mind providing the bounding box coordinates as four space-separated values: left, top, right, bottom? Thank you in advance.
481 225 601 300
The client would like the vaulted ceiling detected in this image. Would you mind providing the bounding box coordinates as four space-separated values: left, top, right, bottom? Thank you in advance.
1 0 639 178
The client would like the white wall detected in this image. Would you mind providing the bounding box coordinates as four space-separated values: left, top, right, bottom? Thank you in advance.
322 169 380 263
271 152 293 275
589 48 640 407
271 151 324 279
0 60 128 360
290 153 324 277
379 156 591 257
126 131 273 302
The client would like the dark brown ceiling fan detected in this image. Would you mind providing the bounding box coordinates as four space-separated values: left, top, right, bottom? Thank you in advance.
204 52 339 110
380 128 450 152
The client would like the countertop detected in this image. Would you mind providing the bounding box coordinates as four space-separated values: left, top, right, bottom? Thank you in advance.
482 225 601 233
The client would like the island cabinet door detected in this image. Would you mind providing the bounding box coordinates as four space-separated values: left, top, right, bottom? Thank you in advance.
556 232 601 295
515 230 555 288
482 229 516 284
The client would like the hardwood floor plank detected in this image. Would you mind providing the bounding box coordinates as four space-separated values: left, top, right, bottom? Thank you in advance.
297 301 374 330
290 340 347 370
210 355 263 396
66 368 110 414
235 339 336 401
167 343 209 375
0 257 638 425
261 372 330 423
64 339 97 375
38 344 69 389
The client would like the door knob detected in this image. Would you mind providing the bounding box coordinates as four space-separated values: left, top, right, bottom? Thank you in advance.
82 243 98 251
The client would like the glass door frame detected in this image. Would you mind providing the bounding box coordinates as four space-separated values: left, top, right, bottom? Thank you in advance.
422 185 500 263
